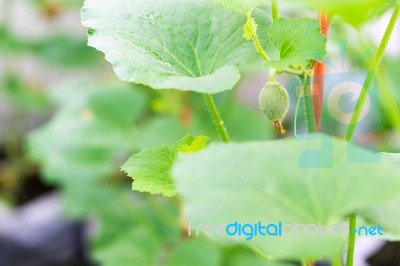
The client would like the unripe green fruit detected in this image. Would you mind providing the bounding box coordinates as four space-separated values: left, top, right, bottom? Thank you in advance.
259 81 289 135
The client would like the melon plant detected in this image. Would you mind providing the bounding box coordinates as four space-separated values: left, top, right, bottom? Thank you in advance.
77 0 400 265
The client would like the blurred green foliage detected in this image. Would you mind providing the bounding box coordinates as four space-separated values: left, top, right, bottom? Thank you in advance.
0 0 400 265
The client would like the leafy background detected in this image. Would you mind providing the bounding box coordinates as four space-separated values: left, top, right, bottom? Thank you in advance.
0 0 400 265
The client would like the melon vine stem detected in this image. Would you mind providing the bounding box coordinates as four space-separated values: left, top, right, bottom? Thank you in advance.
271 0 279 21
312 11 329 132
203 93 230 143
345 4 400 266
302 73 317 133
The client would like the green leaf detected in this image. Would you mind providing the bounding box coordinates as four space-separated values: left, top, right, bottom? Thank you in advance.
28 83 148 184
216 0 266 13
81 0 264 93
264 18 326 69
282 0 397 27
179 136 210 153
359 153 400 238
122 135 209 197
173 134 400 259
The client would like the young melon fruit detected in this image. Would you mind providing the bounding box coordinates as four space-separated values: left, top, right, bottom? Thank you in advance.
259 81 289 135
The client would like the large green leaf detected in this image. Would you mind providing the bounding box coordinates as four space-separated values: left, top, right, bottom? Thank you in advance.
359 153 400 238
264 18 326 69
216 0 266 13
81 0 266 94
122 135 209 197
173 134 400 259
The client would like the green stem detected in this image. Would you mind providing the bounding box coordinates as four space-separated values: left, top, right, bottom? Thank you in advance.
279 68 304 76
269 69 277 81
344 4 400 266
253 35 269 60
271 0 279 21
302 74 316 133
245 12 270 61
203 93 230 143
294 90 304 137
346 214 357 266
345 4 400 142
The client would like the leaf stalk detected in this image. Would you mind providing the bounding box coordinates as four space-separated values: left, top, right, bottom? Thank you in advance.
203 93 230 142
345 4 400 266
